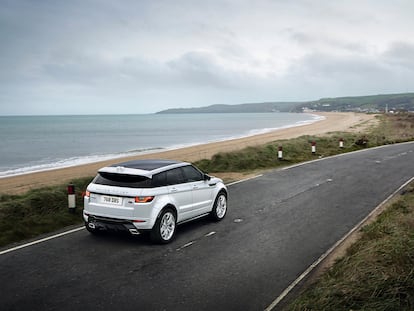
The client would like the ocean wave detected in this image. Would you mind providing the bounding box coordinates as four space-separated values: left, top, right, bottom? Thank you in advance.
0 148 164 178
164 113 325 147
246 113 325 136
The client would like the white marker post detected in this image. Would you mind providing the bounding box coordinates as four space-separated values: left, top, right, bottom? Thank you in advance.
311 141 316 155
339 138 344 148
278 146 283 160
68 183 76 213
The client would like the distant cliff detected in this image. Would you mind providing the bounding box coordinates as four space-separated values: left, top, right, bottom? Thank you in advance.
156 93 414 114
156 102 300 114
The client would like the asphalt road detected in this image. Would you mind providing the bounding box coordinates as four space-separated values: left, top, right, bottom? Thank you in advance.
1 142 413 311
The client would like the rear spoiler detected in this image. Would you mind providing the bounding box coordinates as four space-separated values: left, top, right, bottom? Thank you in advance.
98 166 153 178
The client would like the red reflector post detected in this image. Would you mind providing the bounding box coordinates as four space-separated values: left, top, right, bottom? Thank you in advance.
67 184 75 195
67 183 76 212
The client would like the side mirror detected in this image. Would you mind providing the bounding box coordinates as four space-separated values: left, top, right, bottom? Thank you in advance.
204 174 211 181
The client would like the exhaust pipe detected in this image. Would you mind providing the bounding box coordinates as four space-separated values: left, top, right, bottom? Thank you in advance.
129 228 140 235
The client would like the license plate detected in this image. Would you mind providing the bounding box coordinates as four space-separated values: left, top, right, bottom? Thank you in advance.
101 195 122 205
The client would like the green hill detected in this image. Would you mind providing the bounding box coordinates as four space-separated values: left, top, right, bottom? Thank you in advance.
302 93 414 113
156 102 300 114
156 93 414 114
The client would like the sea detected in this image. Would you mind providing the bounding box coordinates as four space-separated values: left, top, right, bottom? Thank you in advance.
0 113 323 178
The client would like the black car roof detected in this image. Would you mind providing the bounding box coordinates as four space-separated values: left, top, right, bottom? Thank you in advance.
110 159 182 171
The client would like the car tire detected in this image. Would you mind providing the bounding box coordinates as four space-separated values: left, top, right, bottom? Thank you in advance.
150 208 177 244
210 191 227 221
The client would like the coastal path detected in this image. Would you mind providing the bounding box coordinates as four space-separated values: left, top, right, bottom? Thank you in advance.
1 142 413 310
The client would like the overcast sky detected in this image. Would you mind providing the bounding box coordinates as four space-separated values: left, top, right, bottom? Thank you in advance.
1 0 414 115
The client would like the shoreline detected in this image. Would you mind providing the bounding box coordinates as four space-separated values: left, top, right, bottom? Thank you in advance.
0 112 323 179
0 112 376 194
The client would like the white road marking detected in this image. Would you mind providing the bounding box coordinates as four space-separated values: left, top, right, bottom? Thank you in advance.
176 241 195 251
280 141 414 171
182 241 194 248
227 174 263 186
177 232 216 251
0 226 85 256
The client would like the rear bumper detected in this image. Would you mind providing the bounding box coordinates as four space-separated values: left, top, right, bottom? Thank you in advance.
85 214 144 235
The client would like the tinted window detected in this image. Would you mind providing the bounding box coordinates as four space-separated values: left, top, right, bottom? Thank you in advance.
182 165 203 182
152 171 168 187
166 168 185 185
93 172 152 188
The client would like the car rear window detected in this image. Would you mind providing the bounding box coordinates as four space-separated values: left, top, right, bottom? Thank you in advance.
93 172 152 188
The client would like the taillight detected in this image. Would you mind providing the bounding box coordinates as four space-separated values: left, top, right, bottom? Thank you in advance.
85 191 91 197
134 196 154 203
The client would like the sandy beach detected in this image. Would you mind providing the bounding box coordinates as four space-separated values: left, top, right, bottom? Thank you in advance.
0 112 376 194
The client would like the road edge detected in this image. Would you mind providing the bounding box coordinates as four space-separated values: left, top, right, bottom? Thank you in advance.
264 175 414 311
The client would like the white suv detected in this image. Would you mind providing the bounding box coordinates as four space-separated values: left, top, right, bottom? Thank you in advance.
83 159 227 243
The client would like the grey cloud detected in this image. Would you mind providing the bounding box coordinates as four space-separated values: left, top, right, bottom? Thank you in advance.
167 51 236 89
384 42 414 68
1 0 414 115
42 50 235 91
280 47 414 97
285 28 369 55
294 53 387 78
42 52 106 85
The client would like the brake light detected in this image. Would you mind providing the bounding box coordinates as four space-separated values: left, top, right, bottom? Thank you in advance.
134 196 154 203
85 191 91 197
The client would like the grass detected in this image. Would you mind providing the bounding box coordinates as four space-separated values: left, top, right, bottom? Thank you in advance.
286 183 414 310
0 113 413 249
